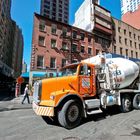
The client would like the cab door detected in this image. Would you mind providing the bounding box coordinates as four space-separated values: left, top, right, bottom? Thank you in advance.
78 64 96 96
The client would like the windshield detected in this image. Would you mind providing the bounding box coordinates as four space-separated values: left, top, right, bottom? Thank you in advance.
61 64 78 76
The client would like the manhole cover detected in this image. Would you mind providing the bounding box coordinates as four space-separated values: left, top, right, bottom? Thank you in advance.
63 137 80 140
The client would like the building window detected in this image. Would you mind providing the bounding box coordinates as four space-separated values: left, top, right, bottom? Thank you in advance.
138 36 140 41
125 38 127 45
126 49 128 56
38 36 45 46
124 29 126 35
88 36 92 42
51 24 57 34
62 42 68 50
129 32 132 37
71 44 77 52
134 34 136 39
120 48 123 55
50 57 56 68
72 31 77 39
136 52 138 58
62 27 67 37
131 50 133 58
114 46 116 53
80 33 85 41
39 21 46 32
37 55 44 68
81 46 85 53
96 50 99 55
88 48 92 55
118 27 121 32
135 42 137 48
119 36 122 43
51 39 56 48
62 59 66 67
130 40 132 47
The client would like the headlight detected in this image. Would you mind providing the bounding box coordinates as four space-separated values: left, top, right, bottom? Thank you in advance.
50 95 55 100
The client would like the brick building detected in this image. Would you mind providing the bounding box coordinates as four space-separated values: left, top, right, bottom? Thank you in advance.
112 18 140 60
30 13 94 74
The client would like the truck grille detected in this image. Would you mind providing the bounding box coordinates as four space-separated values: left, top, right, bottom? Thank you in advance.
33 81 42 104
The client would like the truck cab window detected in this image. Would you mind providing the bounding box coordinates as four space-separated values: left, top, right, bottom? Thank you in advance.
79 66 91 76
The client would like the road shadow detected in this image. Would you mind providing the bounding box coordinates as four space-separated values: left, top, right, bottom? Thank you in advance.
82 106 121 124
42 116 60 126
0 89 15 101
42 106 121 129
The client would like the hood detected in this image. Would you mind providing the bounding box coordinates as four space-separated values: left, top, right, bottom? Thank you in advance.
41 75 78 100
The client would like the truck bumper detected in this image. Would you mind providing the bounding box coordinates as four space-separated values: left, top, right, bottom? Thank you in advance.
32 101 54 117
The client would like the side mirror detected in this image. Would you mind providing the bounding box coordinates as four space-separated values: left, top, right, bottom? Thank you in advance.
83 64 88 75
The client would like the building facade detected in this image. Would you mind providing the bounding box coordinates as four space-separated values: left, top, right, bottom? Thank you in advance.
31 13 94 75
0 0 14 78
0 0 24 82
40 0 69 24
73 0 113 54
121 0 140 29
12 24 24 78
121 0 140 15
112 18 140 60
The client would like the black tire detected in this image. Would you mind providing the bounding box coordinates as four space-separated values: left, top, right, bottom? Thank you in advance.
58 100 82 129
133 94 140 110
120 94 132 113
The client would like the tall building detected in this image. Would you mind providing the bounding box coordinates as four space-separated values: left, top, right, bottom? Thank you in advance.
0 0 24 82
30 13 94 83
0 0 13 78
112 18 140 60
40 0 69 24
73 0 113 54
121 0 140 15
121 0 140 29
22 60 27 73
12 23 24 78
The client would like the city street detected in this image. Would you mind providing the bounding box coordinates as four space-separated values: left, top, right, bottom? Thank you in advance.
0 96 140 140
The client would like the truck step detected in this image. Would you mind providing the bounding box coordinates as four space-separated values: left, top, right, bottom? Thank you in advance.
87 109 103 115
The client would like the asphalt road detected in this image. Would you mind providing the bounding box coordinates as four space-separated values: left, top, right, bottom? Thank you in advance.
0 98 140 140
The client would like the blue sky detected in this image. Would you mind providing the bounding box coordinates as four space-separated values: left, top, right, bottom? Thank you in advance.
11 0 121 71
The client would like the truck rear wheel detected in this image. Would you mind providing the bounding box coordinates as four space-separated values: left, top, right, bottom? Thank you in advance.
120 94 132 113
133 94 140 110
58 100 82 129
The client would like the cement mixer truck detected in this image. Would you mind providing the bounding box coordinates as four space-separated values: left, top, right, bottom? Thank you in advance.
32 54 140 129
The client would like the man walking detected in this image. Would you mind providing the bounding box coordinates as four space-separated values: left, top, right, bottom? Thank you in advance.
21 84 30 104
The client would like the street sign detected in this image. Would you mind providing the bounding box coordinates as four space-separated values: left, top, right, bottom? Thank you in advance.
16 77 24 84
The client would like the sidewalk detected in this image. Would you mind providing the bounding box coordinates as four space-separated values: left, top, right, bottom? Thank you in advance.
0 95 33 112
11 95 33 104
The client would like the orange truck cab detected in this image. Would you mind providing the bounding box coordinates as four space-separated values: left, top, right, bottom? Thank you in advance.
33 62 99 129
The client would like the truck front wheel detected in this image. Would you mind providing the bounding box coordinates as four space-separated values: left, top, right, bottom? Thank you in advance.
58 100 82 129
120 94 132 113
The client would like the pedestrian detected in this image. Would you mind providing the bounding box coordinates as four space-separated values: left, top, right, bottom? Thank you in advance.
21 84 30 104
